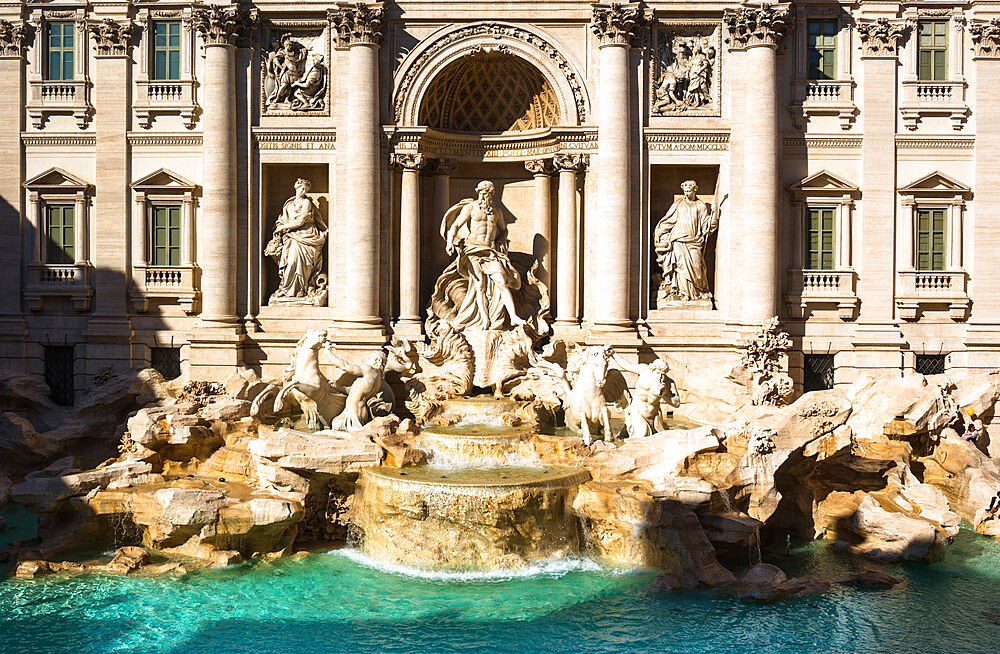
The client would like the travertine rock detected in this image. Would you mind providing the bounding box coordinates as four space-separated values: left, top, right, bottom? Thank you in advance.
11 460 159 512
248 426 383 474
919 434 1000 535
222 367 269 401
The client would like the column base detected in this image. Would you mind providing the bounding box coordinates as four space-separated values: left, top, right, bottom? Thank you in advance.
838 322 906 385
0 315 28 370
392 317 424 340
187 325 245 381
585 320 641 347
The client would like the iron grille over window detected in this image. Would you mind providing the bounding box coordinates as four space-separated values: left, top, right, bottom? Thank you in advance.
916 354 946 376
803 354 835 392
151 347 182 380
44 345 75 406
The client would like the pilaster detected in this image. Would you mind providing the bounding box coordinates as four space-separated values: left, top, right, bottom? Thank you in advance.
553 154 587 329
390 151 424 336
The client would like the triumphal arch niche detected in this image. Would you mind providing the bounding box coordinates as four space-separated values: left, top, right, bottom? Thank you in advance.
389 23 593 345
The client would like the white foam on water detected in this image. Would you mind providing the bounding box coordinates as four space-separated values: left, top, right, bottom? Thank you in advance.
330 548 605 582
424 450 542 468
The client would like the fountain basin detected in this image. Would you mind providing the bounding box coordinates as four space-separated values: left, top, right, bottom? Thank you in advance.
415 423 536 464
352 464 591 570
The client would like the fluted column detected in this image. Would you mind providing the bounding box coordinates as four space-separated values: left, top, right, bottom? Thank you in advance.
391 152 424 333
0 19 27 368
588 3 645 333
553 154 588 325
724 4 792 324
525 159 555 286
192 6 250 327
332 3 384 331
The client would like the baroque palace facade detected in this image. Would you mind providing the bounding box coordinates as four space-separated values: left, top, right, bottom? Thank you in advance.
1 0 999 403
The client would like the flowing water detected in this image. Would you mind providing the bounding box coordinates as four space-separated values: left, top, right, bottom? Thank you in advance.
3 518 1000 654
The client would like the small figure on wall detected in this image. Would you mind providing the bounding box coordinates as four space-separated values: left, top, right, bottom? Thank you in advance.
265 177 328 305
653 179 725 307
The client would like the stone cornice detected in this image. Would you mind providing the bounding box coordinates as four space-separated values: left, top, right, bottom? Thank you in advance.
553 153 590 172
856 17 912 57
591 3 648 47
645 131 729 151
22 134 97 148
970 18 1000 58
723 3 792 49
90 18 134 57
330 3 384 47
191 5 256 47
0 18 28 58
389 152 424 171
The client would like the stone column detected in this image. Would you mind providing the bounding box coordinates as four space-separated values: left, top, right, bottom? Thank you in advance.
525 159 555 286
426 158 456 307
723 4 792 324
553 154 588 325
0 20 27 368
188 6 254 377
965 19 1000 366
390 152 424 335
331 3 385 333
86 19 137 377
587 3 645 334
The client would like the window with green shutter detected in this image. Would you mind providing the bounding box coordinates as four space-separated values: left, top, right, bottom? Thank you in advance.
916 208 947 271
151 205 182 266
806 207 836 270
918 20 949 81
47 22 75 81
806 19 838 80
45 205 75 264
153 21 182 81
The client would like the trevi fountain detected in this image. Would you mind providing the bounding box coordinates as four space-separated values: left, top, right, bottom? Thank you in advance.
3 2 1000 653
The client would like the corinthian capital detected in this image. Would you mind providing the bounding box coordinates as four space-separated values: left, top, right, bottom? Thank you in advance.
591 3 648 47
192 5 255 46
90 19 134 56
390 152 425 171
970 18 1000 58
856 17 911 57
331 3 385 47
525 159 555 176
724 3 793 49
0 19 28 58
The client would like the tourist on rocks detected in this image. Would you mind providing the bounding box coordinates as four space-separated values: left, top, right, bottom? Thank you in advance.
987 491 1000 519
963 408 984 445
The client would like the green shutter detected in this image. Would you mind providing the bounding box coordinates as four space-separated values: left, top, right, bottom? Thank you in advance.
45 205 75 264
918 21 948 81
806 207 836 270
806 19 838 80
916 208 947 271
153 21 182 80
47 22 74 81
152 205 182 266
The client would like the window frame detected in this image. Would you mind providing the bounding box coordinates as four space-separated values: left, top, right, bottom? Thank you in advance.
151 20 182 81
915 206 948 272
805 206 837 270
917 19 949 81
150 204 183 266
806 18 838 81
43 203 76 265
46 21 75 81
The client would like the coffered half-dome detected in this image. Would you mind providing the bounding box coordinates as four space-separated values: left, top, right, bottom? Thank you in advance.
418 51 561 133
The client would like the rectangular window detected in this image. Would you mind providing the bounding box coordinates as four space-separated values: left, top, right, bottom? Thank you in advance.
44 345 75 406
915 354 946 376
47 22 75 81
150 347 182 380
916 208 947 271
918 20 949 81
803 354 835 392
806 207 836 270
44 204 75 265
151 205 182 266
153 21 182 81
806 19 838 80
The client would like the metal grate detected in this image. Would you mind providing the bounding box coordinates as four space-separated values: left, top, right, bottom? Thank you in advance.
916 354 946 376
150 347 182 381
803 354 835 392
44 345 75 406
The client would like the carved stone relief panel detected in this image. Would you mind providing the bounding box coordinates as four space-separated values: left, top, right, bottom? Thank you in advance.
261 24 330 116
650 23 722 117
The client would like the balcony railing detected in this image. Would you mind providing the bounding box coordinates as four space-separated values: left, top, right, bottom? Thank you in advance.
785 269 858 320
900 80 969 131
134 79 198 129
789 79 857 130
26 80 91 128
896 270 969 321
24 263 92 311
132 264 199 313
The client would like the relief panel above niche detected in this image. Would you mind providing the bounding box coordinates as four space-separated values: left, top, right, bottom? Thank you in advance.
649 22 722 118
261 23 330 116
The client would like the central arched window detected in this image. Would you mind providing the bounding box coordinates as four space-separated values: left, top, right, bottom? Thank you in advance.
419 51 560 133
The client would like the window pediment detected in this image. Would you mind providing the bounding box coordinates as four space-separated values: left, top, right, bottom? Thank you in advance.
898 171 971 199
24 167 92 193
788 169 860 199
131 168 198 193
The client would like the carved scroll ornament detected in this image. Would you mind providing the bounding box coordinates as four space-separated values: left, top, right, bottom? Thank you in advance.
90 19 134 56
591 3 647 46
723 3 792 49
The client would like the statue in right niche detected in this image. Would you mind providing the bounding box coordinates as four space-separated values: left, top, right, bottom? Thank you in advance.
653 180 725 307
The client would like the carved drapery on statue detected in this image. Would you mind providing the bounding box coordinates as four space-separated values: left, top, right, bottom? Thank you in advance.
265 178 328 305
653 180 722 307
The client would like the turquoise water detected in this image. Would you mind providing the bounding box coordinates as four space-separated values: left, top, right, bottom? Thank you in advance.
2 527 999 653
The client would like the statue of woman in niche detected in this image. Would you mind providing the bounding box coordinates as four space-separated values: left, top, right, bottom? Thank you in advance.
653 180 725 306
265 178 328 305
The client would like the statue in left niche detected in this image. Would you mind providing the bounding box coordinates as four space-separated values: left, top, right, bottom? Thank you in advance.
265 177 328 305
263 33 326 112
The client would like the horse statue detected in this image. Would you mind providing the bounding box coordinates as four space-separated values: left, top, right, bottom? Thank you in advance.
251 329 346 430
530 344 629 445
